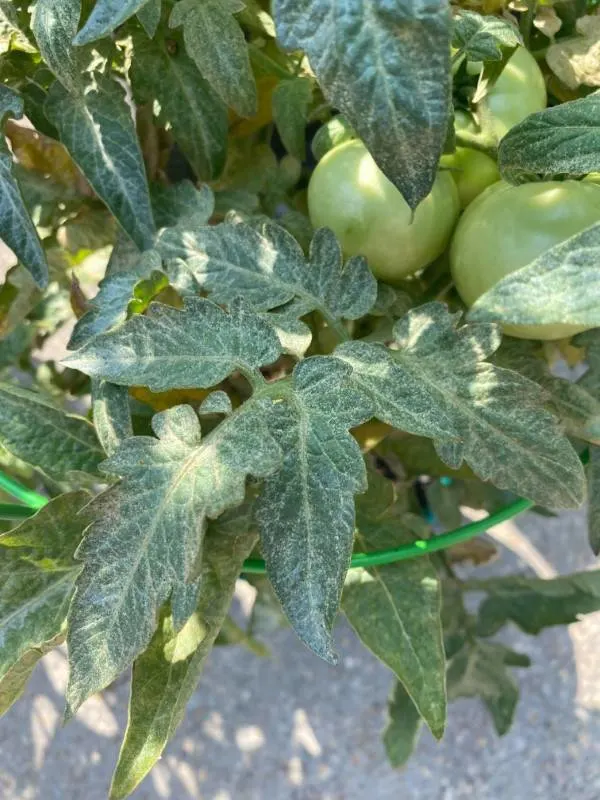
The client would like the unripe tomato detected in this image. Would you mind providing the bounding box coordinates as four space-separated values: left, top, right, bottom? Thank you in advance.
308 140 460 283
450 180 600 340
477 46 547 140
441 111 500 208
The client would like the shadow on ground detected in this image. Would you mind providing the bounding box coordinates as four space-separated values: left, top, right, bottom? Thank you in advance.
2 510 600 800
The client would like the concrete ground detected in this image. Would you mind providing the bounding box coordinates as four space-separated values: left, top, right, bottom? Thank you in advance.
1 508 600 800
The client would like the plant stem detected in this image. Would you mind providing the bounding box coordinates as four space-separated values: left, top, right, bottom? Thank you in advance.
454 130 497 159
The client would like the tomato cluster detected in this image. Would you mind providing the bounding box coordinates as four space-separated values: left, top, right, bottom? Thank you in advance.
308 46 600 341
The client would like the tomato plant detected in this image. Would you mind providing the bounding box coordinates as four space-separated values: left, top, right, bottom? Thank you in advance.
308 139 460 282
0 2 600 797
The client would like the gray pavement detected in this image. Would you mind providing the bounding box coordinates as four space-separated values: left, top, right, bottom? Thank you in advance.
1 509 600 800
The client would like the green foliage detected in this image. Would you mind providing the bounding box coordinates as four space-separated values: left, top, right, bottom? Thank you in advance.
498 94 600 183
0 1 599 795
452 10 522 63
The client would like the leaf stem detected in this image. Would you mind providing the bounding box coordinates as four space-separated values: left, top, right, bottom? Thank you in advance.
454 130 497 158
237 365 268 392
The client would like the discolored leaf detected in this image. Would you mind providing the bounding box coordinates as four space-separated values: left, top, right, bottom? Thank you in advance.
468 222 600 331
0 634 63 717
343 472 446 738
474 570 600 636
45 76 156 252
131 29 228 181
494 337 600 444
73 0 153 45
92 380 133 457
498 94 600 184
272 76 313 160
65 297 283 392
66 404 281 714
0 493 91 697
71 183 213 349
335 303 585 509
452 10 522 62
0 383 103 478
274 0 452 210
0 86 48 288
32 0 89 95
159 221 377 329
169 0 257 117
255 357 371 662
383 681 424 768
109 520 256 800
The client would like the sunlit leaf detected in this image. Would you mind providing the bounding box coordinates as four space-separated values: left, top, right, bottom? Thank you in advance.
335 303 585 509
109 517 257 800
169 0 257 117
73 0 153 45
66 404 281 714
65 297 283 392
255 357 371 662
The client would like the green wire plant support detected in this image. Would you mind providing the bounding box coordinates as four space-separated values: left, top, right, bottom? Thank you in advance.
2 449 589 573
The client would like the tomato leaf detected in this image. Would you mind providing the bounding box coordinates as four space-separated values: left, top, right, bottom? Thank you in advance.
0 493 91 703
274 0 452 210
66 404 281 716
498 94 600 184
131 29 228 181
589 446 600 555
468 222 600 331
44 76 156 252
91 381 133 457
70 184 214 349
255 357 371 663
446 640 525 735
335 303 586 509
0 383 103 478
109 517 257 800
272 76 313 160
342 473 446 738
73 0 153 45
0 634 63 717
31 0 90 95
383 681 424 768
65 297 283 391
474 570 600 636
137 0 161 38
0 87 48 288
452 10 522 62
169 0 257 118
159 221 377 329
494 338 600 444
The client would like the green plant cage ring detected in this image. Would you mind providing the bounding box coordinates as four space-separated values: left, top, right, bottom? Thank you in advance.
0 449 589 573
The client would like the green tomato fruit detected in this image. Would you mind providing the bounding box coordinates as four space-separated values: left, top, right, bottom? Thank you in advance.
478 46 546 140
450 180 600 340
307 140 460 284
441 112 500 208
